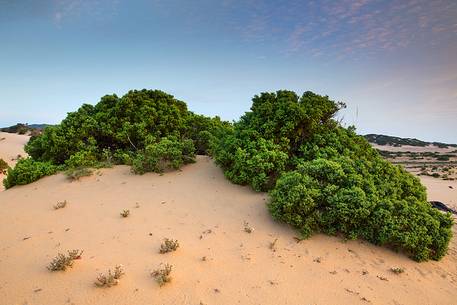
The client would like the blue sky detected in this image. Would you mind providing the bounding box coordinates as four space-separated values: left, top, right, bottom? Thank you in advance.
1 0 456 142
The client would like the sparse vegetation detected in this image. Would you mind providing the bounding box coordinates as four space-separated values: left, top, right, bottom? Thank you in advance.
120 209 130 218
390 267 405 274
65 167 94 181
159 238 179 253
151 263 173 286
269 238 278 251
243 221 254 233
53 200 67 210
47 249 83 271
95 265 125 287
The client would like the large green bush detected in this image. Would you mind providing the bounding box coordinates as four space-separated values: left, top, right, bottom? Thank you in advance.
3 158 58 189
212 90 453 261
4 89 228 188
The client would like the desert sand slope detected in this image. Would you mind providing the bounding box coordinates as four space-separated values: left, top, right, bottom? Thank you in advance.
0 131 29 164
0 156 456 305
0 131 29 190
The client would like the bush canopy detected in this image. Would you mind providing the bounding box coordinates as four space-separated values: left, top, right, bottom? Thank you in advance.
211 90 453 261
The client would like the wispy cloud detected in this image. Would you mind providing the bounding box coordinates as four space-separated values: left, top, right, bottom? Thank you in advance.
221 0 457 60
52 0 119 25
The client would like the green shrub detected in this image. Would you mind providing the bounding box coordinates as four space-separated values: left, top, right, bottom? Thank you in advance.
131 137 195 174
268 158 452 261
19 89 226 186
3 158 58 189
213 90 453 261
64 150 99 169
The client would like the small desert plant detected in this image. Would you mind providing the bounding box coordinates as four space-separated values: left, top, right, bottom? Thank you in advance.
47 249 83 271
53 200 67 210
120 209 130 218
243 221 254 233
65 167 93 181
159 238 179 253
95 265 125 287
151 263 173 286
269 238 278 251
390 267 405 274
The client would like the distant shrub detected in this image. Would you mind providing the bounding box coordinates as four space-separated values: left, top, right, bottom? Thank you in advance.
3 158 57 189
437 155 450 161
131 137 195 174
47 249 83 271
95 265 125 287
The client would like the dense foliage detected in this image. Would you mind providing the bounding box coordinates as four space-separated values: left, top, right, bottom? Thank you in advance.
212 90 453 261
3 158 57 189
4 89 227 189
131 137 195 174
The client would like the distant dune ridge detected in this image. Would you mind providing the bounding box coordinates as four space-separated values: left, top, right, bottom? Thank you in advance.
365 134 457 148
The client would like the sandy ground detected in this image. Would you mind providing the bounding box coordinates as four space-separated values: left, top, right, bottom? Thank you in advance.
0 135 456 305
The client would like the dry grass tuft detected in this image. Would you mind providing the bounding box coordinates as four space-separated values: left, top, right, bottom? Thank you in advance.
243 221 254 233
120 209 130 218
159 238 179 254
53 200 67 210
95 265 125 287
47 249 83 271
151 263 173 286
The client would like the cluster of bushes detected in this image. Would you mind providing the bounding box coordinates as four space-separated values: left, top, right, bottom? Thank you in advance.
211 90 453 261
3 89 229 189
3 88 453 261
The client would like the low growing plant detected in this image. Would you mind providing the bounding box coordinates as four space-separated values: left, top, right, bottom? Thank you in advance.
3 158 57 189
47 249 83 271
151 263 173 286
95 265 125 287
120 209 130 218
65 167 93 181
54 200 67 210
159 238 179 253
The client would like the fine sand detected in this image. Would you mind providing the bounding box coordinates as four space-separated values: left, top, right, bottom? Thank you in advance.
0 135 456 305
0 131 29 191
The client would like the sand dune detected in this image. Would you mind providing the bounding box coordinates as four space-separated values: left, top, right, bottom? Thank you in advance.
0 131 29 191
0 135 456 305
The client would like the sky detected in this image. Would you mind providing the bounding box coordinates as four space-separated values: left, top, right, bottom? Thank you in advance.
1 0 456 143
